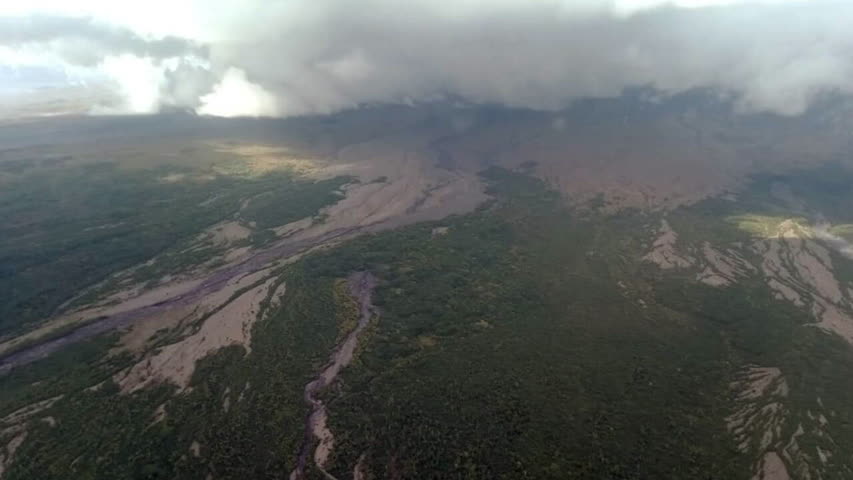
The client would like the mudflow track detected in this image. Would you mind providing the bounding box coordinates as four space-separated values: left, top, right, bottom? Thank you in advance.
290 271 378 480
0 227 363 374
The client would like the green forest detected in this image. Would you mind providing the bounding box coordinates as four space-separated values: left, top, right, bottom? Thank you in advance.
3 166 853 479
0 160 349 336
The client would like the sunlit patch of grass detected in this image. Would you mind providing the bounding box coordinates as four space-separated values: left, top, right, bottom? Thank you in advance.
726 214 809 238
209 143 323 178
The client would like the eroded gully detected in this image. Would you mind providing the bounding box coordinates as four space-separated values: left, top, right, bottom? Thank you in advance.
289 271 378 480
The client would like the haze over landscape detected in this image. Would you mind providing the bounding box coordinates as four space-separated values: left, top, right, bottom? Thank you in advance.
3 1 853 480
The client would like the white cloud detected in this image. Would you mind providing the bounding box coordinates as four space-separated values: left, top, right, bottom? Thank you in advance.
0 0 848 117
93 54 166 113
197 67 278 117
613 0 808 15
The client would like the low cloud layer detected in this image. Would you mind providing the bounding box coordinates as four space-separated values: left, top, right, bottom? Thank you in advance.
0 16 204 66
2 0 852 117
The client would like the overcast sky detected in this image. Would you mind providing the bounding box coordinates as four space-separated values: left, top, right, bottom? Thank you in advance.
1 0 849 117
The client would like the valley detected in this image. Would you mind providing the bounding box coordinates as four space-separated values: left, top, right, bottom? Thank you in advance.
2 102 853 479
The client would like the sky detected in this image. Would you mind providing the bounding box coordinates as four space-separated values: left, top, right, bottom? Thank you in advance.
0 0 848 118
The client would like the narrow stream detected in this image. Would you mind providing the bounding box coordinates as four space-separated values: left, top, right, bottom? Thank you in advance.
290 271 378 480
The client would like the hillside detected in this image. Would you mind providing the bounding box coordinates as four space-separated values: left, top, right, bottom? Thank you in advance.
2 101 853 479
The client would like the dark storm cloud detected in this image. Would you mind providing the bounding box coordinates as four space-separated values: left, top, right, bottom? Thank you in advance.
198 0 853 116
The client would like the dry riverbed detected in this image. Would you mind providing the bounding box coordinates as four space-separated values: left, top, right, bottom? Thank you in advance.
289 272 378 480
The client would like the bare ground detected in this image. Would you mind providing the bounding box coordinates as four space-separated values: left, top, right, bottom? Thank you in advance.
0 432 26 479
643 220 695 269
753 452 791 480
755 220 853 344
644 215 853 345
204 221 252 246
115 276 280 393
0 125 489 370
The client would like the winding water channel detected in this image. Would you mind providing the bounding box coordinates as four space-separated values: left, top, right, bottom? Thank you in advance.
290 271 378 480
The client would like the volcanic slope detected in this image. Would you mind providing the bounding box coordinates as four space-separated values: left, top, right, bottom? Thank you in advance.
4 99 853 479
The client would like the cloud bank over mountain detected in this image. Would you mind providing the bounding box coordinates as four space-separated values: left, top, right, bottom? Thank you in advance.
1 0 849 117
